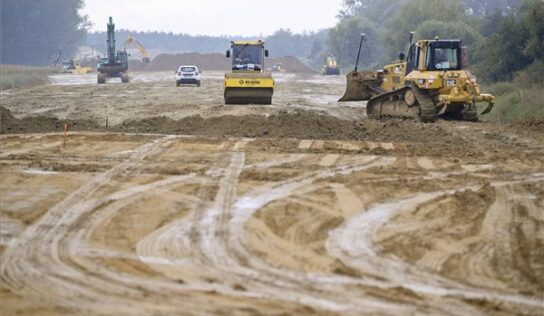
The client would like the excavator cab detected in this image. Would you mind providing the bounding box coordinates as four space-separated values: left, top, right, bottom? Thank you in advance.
223 41 274 105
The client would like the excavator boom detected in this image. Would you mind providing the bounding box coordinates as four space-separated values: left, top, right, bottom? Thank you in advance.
125 35 150 63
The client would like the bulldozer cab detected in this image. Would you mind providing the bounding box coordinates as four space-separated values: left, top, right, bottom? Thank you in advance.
408 39 463 72
227 41 269 72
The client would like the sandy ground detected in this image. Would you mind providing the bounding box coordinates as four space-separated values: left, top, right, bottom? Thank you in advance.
1 71 543 315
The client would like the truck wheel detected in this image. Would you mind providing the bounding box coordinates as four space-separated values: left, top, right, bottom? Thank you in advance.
97 74 106 84
121 73 129 83
196 81 201 87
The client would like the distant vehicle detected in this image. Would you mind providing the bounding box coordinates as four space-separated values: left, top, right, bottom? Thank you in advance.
176 65 201 87
322 56 340 75
61 60 76 73
270 63 285 72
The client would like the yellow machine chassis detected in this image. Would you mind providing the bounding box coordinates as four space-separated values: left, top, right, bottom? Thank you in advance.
223 73 274 105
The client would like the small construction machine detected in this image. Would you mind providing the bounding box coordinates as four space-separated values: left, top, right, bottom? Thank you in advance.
97 17 129 84
224 40 274 104
124 35 151 63
322 56 340 75
271 63 285 72
339 33 495 122
59 57 92 74
72 59 93 74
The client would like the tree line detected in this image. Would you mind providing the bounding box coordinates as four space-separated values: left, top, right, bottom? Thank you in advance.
84 28 327 62
1 0 89 66
2 0 542 84
329 0 543 82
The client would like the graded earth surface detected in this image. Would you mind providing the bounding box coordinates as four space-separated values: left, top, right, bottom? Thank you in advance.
1 71 543 315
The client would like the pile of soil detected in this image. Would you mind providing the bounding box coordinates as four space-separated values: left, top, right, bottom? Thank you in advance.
268 56 315 73
2 105 472 156
516 117 544 132
2 105 458 144
113 109 455 143
0 106 98 134
130 53 314 73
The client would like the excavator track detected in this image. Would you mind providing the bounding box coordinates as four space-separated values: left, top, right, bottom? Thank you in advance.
366 86 437 122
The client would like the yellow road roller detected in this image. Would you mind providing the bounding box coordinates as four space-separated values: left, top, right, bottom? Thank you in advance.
224 40 274 105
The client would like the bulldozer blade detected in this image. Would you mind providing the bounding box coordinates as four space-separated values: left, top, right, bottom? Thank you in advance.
338 71 383 102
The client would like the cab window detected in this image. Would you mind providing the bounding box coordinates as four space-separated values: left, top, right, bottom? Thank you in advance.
427 47 459 70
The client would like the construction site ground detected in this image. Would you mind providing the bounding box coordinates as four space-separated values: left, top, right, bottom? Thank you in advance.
1 71 543 316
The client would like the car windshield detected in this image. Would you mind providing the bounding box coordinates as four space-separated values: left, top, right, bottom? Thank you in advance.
179 67 196 72
428 47 459 70
232 45 263 70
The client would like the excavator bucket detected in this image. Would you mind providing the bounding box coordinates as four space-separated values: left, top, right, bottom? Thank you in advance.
338 71 384 102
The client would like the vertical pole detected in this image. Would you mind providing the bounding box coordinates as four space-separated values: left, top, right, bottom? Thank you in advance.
354 33 366 72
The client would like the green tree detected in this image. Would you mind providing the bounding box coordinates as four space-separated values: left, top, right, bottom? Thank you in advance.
1 0 90 65
328 15 383 70
473 0 543 82
522 0 544 62
381 0 468 62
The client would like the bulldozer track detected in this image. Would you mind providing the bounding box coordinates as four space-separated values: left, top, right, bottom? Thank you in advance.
411 86 437 122
366 86 437 122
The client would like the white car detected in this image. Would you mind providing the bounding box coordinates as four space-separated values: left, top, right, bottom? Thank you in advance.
176 65 201 87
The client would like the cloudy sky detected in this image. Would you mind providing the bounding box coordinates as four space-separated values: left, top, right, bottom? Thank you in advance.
81 0 344 36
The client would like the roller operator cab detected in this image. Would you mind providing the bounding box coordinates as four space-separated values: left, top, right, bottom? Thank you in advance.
223 40 274 105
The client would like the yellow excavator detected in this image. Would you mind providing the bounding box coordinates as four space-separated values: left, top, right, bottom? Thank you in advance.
124 35 151 63
339 33 495 122
224 40 274 104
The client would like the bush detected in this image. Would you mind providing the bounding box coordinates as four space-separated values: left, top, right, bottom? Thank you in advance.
0 65 55 90
483 79 544 123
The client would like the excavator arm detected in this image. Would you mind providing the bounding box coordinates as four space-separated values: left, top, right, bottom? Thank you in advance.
124 35 150 63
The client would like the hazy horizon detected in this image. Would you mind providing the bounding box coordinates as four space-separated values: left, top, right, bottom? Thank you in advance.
81 0 343 36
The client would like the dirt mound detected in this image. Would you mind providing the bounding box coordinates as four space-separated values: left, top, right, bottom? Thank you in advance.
516 117 544 132
268 56 315 73
130 53 314 73
1 106 98 134
113 109 456 143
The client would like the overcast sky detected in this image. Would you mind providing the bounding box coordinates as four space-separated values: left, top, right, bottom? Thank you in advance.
81 0 343 36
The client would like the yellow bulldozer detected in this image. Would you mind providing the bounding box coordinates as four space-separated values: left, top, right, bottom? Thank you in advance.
339 33 495 122
322 56 340 75
224 40 274 105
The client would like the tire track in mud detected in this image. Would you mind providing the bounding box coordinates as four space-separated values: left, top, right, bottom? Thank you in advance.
0 135 208 314
326 178 544 313
2 133 543 315
457 180 544 296
137 154 416 314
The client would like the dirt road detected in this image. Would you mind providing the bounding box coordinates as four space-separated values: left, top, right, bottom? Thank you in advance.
1 72 543 315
